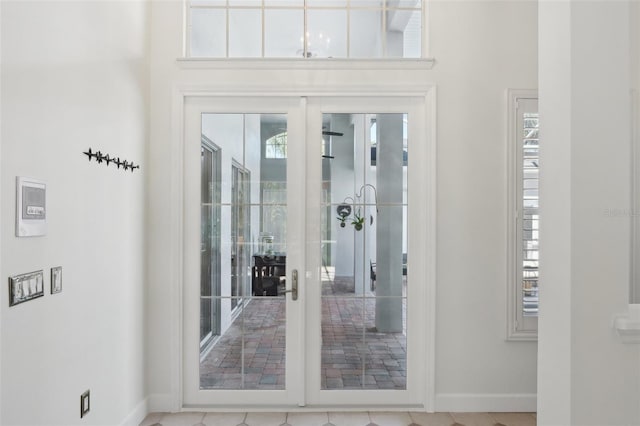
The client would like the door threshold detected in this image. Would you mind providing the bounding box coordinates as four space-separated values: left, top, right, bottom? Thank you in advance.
181 404 426 413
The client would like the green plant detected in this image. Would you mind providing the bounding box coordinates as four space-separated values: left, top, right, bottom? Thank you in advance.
351 211 365 231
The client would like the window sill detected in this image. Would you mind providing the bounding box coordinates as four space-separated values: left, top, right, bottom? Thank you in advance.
613 304 640 344
506 329 538 342
176 57 436 71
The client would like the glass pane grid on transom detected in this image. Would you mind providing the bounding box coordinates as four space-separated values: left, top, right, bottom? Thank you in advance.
522 112 539 317
199 112 289 390
320 112 407 390
187 0 422 58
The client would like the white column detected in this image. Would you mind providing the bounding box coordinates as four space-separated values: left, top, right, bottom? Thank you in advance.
375 114 404 332
353 114 366 295
538 1 640 425
332 114 355 279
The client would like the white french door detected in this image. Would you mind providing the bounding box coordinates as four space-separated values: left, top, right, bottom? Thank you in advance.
183 95 430 408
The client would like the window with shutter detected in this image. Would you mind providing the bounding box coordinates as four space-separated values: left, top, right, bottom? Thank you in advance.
507 90 539 340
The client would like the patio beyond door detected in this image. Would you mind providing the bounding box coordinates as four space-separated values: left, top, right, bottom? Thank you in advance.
183 96 428 408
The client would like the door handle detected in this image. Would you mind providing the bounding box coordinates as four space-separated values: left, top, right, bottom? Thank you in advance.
282 269 298 301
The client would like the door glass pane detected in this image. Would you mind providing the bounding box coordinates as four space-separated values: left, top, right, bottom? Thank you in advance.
201 142 221 350
243 298 287 389
320 113 408 390
321 297 364 389
200 113 288 390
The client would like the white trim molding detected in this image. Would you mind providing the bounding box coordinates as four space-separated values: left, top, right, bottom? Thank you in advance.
506 89 539 341
169 82 437 411
170 86 187 413
424 87 438 413
435 393 537 413
119 398 149 426
148 393 177 414
177 58 436 71
613 304 640 343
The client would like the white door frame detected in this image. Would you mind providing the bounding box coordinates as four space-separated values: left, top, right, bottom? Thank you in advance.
169 85 437 412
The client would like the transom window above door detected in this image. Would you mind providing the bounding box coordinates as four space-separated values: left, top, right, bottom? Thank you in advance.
187 0 423 59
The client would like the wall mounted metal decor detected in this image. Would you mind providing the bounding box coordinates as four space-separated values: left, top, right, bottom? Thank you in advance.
336 184 378 231
83 148 140 172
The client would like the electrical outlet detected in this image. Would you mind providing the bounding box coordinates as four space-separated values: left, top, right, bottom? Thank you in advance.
80 390 90 418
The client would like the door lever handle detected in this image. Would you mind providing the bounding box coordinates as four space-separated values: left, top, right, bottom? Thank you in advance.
282 269 298 301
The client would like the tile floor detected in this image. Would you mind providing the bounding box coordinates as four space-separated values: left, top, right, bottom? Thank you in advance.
200 276 406 390
139 411 537 426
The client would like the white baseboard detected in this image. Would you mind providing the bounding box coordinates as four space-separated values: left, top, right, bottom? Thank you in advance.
435 393 537 412
120 398 149 426
148 393 177 413
142 393 535 415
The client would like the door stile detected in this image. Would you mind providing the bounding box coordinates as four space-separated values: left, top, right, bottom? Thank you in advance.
284 96 308 406
303 100 325 401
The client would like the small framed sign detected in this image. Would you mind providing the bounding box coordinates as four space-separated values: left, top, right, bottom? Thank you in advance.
9 270 44 307
16 176 47 237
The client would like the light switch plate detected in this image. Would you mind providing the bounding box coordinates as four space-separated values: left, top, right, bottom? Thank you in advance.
80 390 90 418
8 270 44 307
51 266 62 294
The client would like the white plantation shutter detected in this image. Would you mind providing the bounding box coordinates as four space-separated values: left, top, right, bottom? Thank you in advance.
508 92 539 340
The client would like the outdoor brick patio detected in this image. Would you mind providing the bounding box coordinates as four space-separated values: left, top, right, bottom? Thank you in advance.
200 277 406 390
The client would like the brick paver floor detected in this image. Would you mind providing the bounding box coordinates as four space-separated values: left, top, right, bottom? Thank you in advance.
200 276 406 390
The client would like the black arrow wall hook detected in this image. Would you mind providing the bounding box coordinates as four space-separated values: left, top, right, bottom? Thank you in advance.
83 148 140 173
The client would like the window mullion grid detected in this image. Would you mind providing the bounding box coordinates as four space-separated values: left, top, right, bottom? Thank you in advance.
304 0 308 58
346 0 351 58
516 106 525 326
226 0 230 58
520 107 539 323
382 0 387 57
261 0 265 58
185 1 190 57
189 0 424 59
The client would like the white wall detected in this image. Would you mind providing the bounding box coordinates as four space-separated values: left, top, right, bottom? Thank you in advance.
429 1 538 410
538 1 640 425
147 0 538 411
633 0 640 305
1 1 149 425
